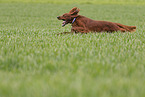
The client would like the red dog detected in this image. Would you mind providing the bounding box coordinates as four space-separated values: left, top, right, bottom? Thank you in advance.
57 7 136 33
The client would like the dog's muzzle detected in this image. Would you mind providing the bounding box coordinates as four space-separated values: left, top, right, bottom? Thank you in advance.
57 16 59 18
57 16 67 27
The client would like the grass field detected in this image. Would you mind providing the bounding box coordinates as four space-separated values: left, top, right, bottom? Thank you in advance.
0 1 145 97
1 0 145 4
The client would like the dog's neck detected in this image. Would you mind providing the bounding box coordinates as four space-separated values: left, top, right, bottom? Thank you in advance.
72 17 77 24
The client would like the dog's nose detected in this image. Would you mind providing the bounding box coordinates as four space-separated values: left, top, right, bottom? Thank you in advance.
57 16 60 19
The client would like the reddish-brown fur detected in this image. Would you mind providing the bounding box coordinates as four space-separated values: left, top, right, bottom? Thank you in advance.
57 7 136 33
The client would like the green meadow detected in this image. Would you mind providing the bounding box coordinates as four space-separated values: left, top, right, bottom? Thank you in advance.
0 0 145 97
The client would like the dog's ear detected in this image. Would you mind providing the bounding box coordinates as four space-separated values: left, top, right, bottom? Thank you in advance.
69 7 80 15
69 7 78 13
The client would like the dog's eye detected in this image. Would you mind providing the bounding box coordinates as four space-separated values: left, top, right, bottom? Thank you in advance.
63 15 66 17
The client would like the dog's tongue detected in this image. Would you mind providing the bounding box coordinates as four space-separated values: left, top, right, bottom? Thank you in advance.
62 21 66 27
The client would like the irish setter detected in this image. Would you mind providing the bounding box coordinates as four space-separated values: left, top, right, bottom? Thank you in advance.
57 7 136 34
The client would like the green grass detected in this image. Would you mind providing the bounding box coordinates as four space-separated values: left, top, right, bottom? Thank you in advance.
1 0 145 5
0 2 145 97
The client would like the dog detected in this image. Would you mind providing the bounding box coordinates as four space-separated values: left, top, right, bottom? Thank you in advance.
57 7 136 34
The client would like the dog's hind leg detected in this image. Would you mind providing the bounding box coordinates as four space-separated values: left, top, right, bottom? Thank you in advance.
120 28 126 32
115 23 136 32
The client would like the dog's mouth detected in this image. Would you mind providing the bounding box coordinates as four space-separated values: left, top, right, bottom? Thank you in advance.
62 21 67 27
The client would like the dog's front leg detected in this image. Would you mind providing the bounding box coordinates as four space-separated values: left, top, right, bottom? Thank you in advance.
57 32 76 35
71 27 89 33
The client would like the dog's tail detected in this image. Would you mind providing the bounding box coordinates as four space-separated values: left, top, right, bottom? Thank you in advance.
115 23 136 32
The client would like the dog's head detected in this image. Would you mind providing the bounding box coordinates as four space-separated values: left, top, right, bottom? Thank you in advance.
57 7 80 27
